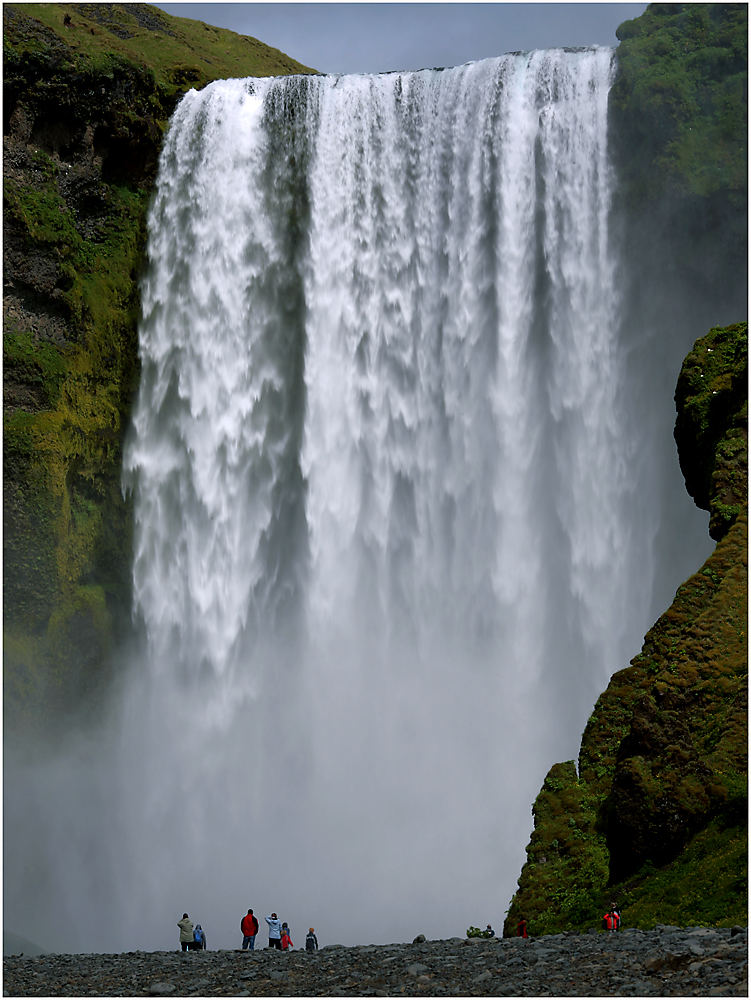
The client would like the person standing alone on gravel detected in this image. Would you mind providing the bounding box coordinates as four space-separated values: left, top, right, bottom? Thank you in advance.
306 927 319 951
177 913 194 952
265 912 282 950
241 909 259 950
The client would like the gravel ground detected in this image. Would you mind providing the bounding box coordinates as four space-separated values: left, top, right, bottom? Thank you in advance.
3 925 747 997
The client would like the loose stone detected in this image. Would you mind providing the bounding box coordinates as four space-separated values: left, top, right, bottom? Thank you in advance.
2 926 746 996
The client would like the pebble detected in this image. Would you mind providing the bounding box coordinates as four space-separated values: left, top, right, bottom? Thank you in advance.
3 926 746 996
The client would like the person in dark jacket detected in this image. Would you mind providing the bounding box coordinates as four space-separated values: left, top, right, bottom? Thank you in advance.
192 924 207 950
306 928 319 951
241 909 259 950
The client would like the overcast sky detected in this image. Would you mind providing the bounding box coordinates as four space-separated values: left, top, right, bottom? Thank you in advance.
153 2 648 75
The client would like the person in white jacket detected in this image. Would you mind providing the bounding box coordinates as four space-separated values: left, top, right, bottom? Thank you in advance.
265 912 282 950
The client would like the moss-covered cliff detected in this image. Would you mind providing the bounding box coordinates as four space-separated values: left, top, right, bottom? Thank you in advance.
609 3 747 324
505 3 747 936
506 322 747 935
3 3 315 732
610 4 746 208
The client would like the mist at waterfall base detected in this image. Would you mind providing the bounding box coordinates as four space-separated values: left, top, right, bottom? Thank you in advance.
5 52 716 955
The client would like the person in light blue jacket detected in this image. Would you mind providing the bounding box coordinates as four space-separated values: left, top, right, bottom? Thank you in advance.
265 912 282 950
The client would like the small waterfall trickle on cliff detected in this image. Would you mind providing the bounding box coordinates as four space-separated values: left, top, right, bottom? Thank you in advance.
3 50 712 953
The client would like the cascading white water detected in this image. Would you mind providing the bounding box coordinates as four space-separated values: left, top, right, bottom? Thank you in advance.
3 50 713 955
123 48 640 947
132 52 631 692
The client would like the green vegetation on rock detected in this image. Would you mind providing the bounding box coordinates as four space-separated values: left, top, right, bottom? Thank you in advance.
611 3 746 205
507 5 748 936
7 3 315 97
505 761 610 936
506 323 747 936
609 3 747 317
674 322 747 540
3 3 315 732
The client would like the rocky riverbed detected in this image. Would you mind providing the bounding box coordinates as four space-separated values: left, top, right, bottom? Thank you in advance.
3 926 747 997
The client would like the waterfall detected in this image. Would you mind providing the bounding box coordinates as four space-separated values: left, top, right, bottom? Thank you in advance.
3 50 713 953
129 50 630 690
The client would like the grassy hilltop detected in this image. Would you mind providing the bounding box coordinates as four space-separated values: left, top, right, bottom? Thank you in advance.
7 3 315 91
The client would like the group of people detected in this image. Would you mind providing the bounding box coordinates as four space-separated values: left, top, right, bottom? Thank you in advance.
177 914 206 951
261 913 294 951
178 910 319 952
252 911 319 952
180 904 621 952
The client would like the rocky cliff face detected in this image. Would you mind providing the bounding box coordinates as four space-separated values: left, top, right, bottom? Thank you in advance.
504 3 747 936
3 3 314 733
506 322 747 935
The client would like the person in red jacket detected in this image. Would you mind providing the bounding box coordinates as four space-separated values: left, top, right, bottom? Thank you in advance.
516 917 528 938
280 923 293 951
241 908 259 950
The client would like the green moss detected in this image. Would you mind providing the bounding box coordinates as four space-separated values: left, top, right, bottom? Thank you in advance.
609 4 747 319
4 330 69 407
610 819 747 928
4 176 80 246
508 322 747 936
612 4 747 205
504 760 611 936
4 1 316 730
674 323 747 540
6 2 316 101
